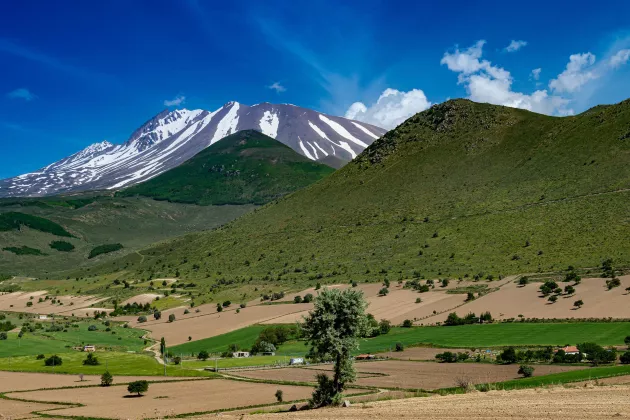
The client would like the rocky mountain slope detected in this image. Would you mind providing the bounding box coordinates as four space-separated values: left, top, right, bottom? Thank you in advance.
0 103 384 197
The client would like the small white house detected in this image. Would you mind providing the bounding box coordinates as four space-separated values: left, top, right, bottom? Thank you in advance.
232 351 250 358
38 315 48 320
289 357 304 365
83 345 96 352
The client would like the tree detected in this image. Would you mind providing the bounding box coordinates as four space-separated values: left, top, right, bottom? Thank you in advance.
466 292 475 301
499 347 517 364
435 352 458 363
137 315 147 323
0 332 7 340
395 342 404 352
216 304 223 312
83 352 99 366
548 295 558 303
45 355 62 366
518 276 530 286
87 325 97 331
564 285 575 295
441 278 449 288
168 314 176 323
402 319 413 328
302 288 368 407
574 300 584 309
153 311 161 320
101 371 113 386
197 350 209 361
620 352 630 364
518 365 534 378
275 389 284 402
378 287 389 296
173 356 181 365
378 319 391 335
294 295 303 304
127 380 149 396
624 336 630 347
302 293 314 303
160 337 166 357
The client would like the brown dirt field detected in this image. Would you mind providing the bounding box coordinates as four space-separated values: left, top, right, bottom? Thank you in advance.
0 399 61 419
421 275 630 324
121 293 161 306
125 303 315 345
0 371 196 393
0 291 108 316
236 361 585 390
9 379 315 419
378 347 473 360
239 385 630 420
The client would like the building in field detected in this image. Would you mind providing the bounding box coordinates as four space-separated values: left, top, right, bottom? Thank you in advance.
232 351 250 358
83 345 96 352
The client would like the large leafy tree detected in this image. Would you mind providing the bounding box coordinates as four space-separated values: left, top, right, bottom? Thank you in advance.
302 288 368 406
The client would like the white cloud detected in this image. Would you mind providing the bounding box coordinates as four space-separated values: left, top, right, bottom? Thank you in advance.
530 68 542 80
441 40 572 116
548 53 598 93
267 82 286 93
505 40 527 53
345 88 431 129
6 88 36 101
609 49 630 68
163 95 185 107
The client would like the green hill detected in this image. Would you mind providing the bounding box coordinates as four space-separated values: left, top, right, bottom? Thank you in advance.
118 130 335 205
76 99 630 289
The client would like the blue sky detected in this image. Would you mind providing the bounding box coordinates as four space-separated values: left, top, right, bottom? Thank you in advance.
1 0 630 179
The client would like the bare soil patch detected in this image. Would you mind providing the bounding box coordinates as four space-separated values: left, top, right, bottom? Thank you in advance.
0 291 108 317
236 361 585 390
0 399 60 419
241 385 630 420
121 293 161 306
9 379 315 419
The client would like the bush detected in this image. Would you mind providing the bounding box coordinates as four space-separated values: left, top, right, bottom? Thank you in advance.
240 303 247 308
184 309 189 315
0 332 7 340
101 371 113 386
518 365 534 378
302 293 314 303
44 355 62 366
197 350 209 361
574 299 584 309
88 243 123 259
310 373 340 408
499 347 517 364
518 276 529 286
436 352 458 363
294 295 303 304
379 319 391 335
137 316 147 323
168 314 176 323
395 342 404 352
36 354 45 359
49 240 75 252
275 389 283 402
625 336 630 347
620 352 630 364
222 300 231 308
415 297 422 303
153 311 162 320
26 301 33 307
402 319 413 328
378 287 389 296
83 353 99 366
127 380 149 396
216 304 223 312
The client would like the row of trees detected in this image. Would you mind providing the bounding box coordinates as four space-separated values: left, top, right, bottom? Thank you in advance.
444 311 493 326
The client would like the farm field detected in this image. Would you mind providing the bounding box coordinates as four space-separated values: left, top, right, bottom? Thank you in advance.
247 385 630 420
6 379 319 419
234 361 586 390
0 291 108 316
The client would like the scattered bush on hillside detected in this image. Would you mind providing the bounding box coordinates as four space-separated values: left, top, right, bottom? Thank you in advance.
378 287 389 296
101 371 113 386
153 310 161 320
402 319 413 328
379 319 391 335
0 332 7 340
574 300 584 309
395 342 404 352
168 314 176 323
36 354 45 359
87 325 97 331
83 353 100 366
444 311 492 326
620 352 630 364
88 243 123 259
498 347 517 364
197 350 209 361
518 277 529 286
275 389 283 402
564 285 575 295
44 355 62 366
577 342 616 366
216 304 223 312
294 295 302 303
0 321 15 332
111 302 151 316
49 240 75 252
606 277 621 290
3 246 45 256
601 258 616 278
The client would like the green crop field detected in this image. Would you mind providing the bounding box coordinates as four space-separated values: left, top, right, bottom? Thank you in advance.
171 322 630 358
0 351 213 377
176 355 287 369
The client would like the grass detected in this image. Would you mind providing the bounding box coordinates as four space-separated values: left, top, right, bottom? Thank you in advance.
79 99 630 291
88 243 123 259
170 325 269 355
0 351 214 377
171 322 630 358
176 355 287 369
491 364 630 390
118 130 334 206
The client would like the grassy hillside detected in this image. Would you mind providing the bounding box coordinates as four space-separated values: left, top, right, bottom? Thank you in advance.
76 99 630 290
0 195 255 276
118 130 335 205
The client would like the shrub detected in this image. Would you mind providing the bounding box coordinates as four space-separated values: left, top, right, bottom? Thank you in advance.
518 276 530 286
395 342 404 352
625 336 630 347
26 301 33 307
222 301 231 308
466 292 475 301
302 293 314 303
436 352 458 363
574 299 584 309
87 325 97 331
168 314 176 323
441 278 449 287
127 380 149 396
620 352 630 364
49 240 75 252
402 319 413 328
498 347 517 364
153 311 161 320
101 371 113 386
548 295 558 303
310 373 340 408
378 287 389 296
294 295 303 303
378 319 391 335
518 365 534 378
184 309 189 315
137 316 147 323
275 389 283 402
36 354 45 359
44 355 62 366
197 350 209 361
216 304 223 312
173 356 181 365
240 303 247 308
83 353 100 366
0 332 7 340
415 297 422 303
88 243 123 259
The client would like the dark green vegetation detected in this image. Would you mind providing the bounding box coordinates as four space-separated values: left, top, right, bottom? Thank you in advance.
119 130 334 205
88 243 124 259
2 246 45 256
0 212 72 237
49 240 75 252
0 195 255 276
86 99 630 287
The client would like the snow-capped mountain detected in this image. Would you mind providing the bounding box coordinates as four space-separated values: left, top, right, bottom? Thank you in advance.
0 102 386 197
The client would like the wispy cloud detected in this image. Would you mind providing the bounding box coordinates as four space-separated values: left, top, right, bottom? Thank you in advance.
267 82 286 93
6 88 36 101
505 40 528 53
164 95 186 107
530 68 542 81
0 38 115 83
609 49 630 68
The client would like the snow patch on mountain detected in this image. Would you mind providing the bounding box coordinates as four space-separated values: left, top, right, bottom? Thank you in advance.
259 110 279 138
